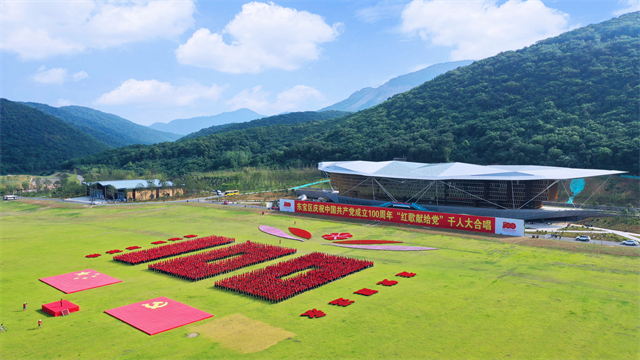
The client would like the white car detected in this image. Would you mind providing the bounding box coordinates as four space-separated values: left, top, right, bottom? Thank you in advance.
621 240 639 246
575 235 590 242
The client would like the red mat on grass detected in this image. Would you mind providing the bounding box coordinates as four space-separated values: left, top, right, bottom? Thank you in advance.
42 300 79 317
104 296 213 335
288 227 312 239
39 269 121 294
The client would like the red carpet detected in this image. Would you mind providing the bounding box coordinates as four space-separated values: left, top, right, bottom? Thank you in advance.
39 269 121 294
288 227 312 239
42 300 79 317
104 296 213 335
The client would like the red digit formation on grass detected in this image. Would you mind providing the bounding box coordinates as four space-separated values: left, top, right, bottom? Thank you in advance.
215 252 373 303
113 235 235 265
148 241 296 281
106 249 123 254
86 254 101 258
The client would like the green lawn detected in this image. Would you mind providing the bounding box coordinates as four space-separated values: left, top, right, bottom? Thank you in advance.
1 200 638 359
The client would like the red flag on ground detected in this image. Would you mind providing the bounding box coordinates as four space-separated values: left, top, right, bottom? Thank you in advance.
300 309 326 318
354 288 378 296
39 269 121 294
377 279 398 286
329 298 354 307
104 296 213 335
396 271 416 278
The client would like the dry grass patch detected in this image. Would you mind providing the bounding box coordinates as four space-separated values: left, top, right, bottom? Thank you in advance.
188 313 295 354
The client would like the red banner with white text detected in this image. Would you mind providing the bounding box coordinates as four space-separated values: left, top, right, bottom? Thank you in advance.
293 200 496 234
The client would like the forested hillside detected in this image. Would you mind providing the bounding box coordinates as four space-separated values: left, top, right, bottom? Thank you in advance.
1 99 111 174
64 12 639 176
182 110 350 140
22 102 181 147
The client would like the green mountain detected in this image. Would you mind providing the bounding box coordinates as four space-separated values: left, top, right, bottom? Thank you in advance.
181 110 350 140
149 108 263 135
64 12 640 176
320 60 474 112
22 102 181 147
1 99 111 174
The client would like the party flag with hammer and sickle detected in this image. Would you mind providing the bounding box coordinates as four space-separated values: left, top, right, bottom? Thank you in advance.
105 297 213 335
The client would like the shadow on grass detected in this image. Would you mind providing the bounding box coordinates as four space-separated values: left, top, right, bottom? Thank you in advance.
35 309 53 317
209 286 272 304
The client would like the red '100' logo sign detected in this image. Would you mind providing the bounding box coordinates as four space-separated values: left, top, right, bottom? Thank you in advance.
502 222 516 229
284 202 292 207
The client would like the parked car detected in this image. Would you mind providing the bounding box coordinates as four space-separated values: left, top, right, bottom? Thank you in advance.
575 235 591 242
621 240 639 246
216 190 223 196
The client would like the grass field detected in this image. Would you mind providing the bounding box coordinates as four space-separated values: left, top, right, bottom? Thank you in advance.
1 200 639 359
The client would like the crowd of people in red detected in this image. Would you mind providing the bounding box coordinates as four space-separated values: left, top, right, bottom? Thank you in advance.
215 252 373 302
148 241 297 281
113 235 235 265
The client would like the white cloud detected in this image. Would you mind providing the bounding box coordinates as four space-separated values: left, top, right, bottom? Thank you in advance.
72 71 89 81
613 0 639 15
176 2 342 73
95 79 225 106
31 67 89 84
56 99 74 106
356 1 407 23
227 85 325 114
2 1 195 60
32 67 68 84
400 0 570 61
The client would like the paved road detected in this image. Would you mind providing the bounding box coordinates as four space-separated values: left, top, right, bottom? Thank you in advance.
525 233 624 246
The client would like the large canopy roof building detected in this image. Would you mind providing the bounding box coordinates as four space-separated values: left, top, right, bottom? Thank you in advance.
316 161 624 220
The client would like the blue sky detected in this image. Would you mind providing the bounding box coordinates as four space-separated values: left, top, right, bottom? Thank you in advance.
2 0 637 126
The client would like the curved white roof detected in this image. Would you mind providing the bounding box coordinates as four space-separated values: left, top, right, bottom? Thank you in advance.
318 161 624 181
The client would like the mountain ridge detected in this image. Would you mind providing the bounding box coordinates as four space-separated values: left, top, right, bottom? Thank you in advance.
181 110 350 140
22 102 181 147
149 108 263 135
320 60 474 112
1 99 112 174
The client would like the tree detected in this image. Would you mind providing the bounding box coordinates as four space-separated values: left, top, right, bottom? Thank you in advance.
146 179 156 200
105 185 116 200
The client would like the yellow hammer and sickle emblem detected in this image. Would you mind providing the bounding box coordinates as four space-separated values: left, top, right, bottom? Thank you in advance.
142 301 168 309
